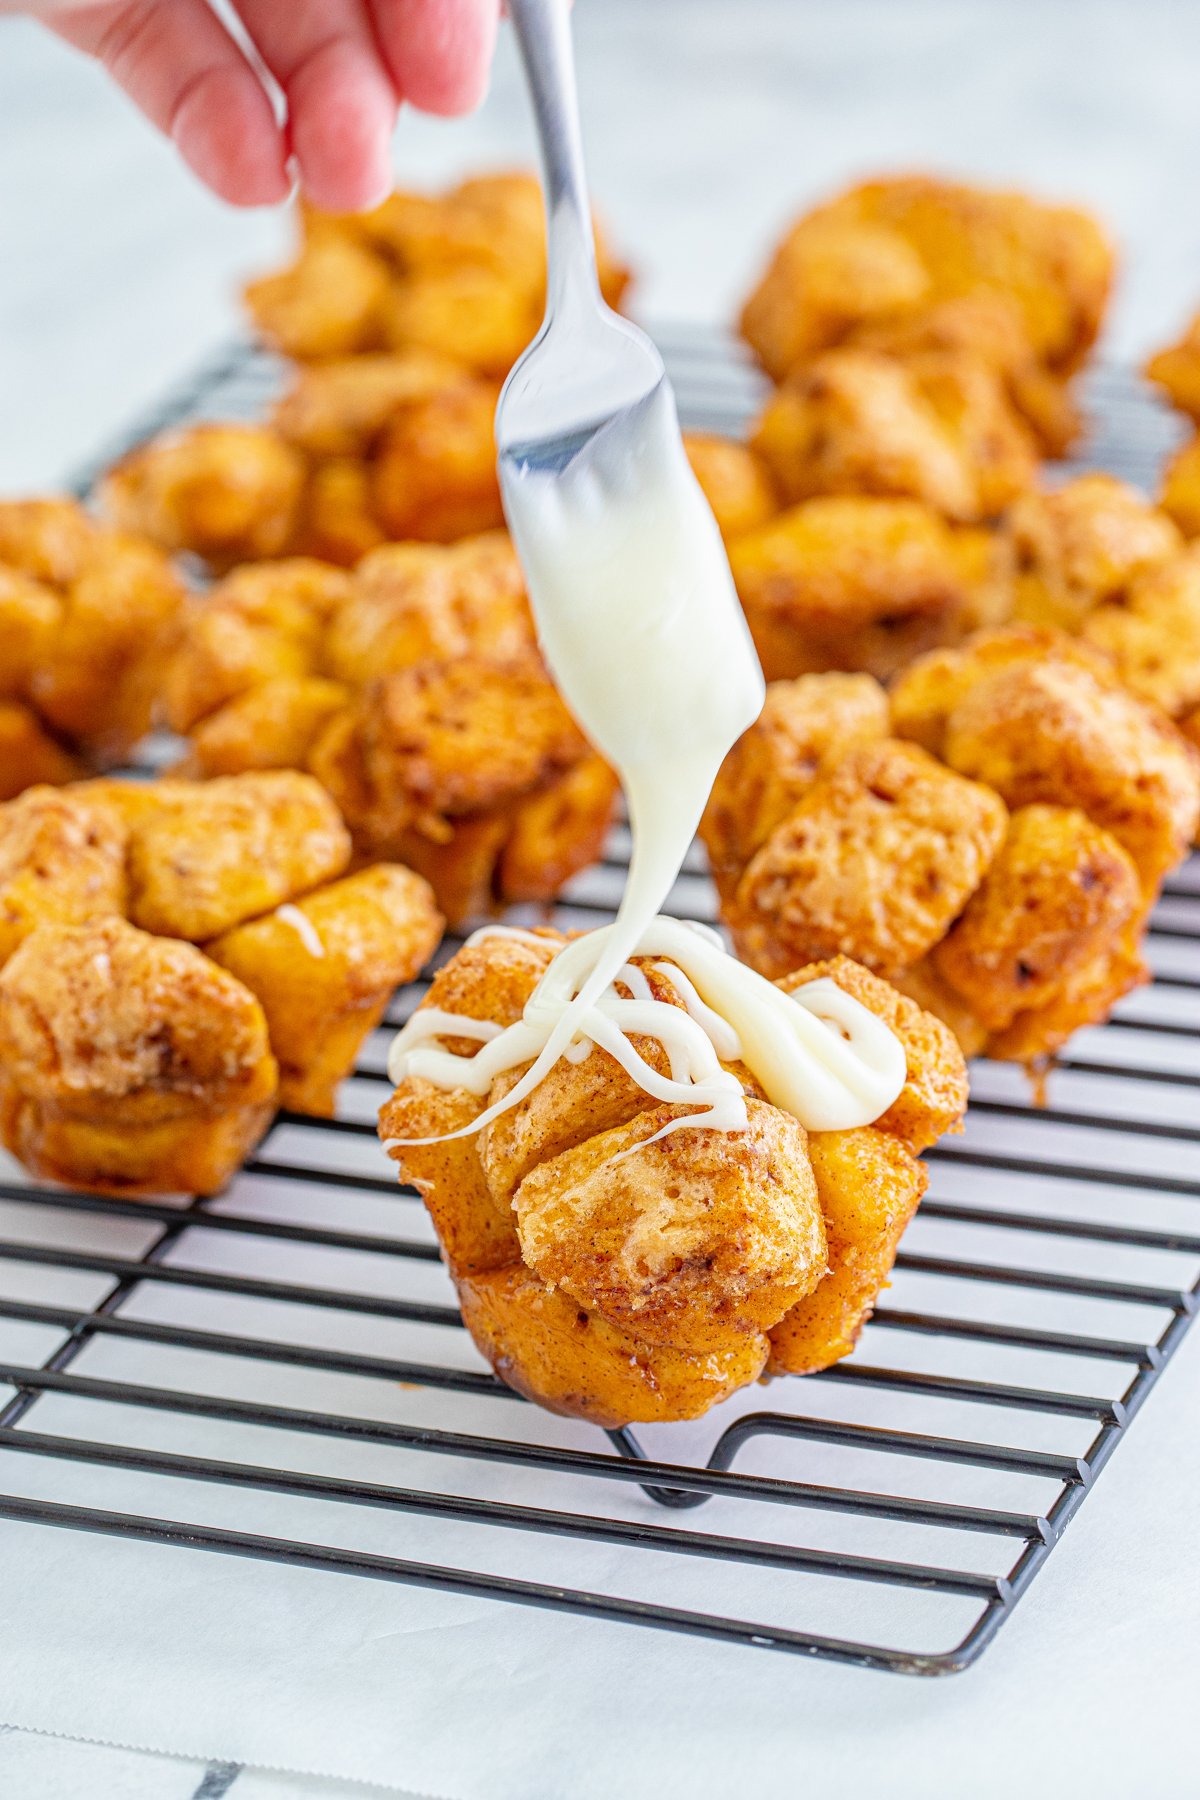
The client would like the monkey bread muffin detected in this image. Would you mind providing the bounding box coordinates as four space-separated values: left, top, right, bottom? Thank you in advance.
381 927 967 1424
0 496 184 798
703 630 1199 1062
0 773 443 1195
243 171 630 370
163 545 618 926
740 173 1113 456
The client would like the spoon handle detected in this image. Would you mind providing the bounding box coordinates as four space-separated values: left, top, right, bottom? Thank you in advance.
507 0 601 309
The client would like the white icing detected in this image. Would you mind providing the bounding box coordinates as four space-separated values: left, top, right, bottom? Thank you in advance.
466 925 556 954
387 384 908 1151
276 903 325 959
386 915 907 1140
496 382 767 1086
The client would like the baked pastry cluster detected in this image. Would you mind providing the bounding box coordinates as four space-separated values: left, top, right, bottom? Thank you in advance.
162 546 618 925
0 497 184 801
381 929 967 1425
702 628 1200 1062
726 493 1013 682
741 174 1112 455
1002 473 1200 762
100 174 630 572
0 772 442 1195
684 175 1115 682
245 171 630 371
101 354 506 570
1145 312 1200 572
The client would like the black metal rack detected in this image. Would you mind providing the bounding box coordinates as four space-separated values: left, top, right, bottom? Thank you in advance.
0 332 1194 1676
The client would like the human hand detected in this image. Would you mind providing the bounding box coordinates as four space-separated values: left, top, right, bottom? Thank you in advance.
11 0 501 209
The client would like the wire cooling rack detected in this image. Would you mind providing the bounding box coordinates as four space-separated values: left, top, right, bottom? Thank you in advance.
0 330 1195 1678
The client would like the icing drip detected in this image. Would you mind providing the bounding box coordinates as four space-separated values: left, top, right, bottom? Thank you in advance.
276 903 325 959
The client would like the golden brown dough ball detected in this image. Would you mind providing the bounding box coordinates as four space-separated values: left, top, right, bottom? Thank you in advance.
946 523 1017 634
740 214 931 379
889 623 1113 757
125 770 351 942
1007 475 1183 632
706 650 1181 1064
70 774 194 832
931 805 1141 1036
341 656 587 824
206 863 442 1115
339 178 541 282
309 658 615 925
271 349 466 458
443 170 631 309
171 676 351 781
727 737 1008 981
1145 311 1200 420
751 348 1035 523
495 754 620 908
740 175 1112 388
1080 546 1200 720
776 955 968 1152
0 704 82 802
385 1078 523 1278
475 958 756 1209
914 349 1041 518
729 494 995 681
323 534 533 685
0 915 278 1197
307 169 628 314
371 379 504 543
0 566 61 699
985 920 1150 1065
1159 435 1200 539
891 958 990 1061
766 1127 926 1376
243 233 393 359
101 424 307 570
457 1262 771 1427
217 556 353 625
682 432 779 540
27 534 184 761
293 458 389 568
853 292 1082 456
380 265 541 378
511 1098 825 1355
0 497 98 586
0 785 128 968
840 177 1111 372
163 558 350 732
0 498 186 775
702 671 889 886
941 655 1200 898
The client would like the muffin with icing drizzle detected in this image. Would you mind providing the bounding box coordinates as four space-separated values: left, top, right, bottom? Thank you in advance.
380 922 967 1425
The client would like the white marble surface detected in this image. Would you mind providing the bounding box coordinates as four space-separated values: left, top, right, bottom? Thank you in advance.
5 0 1200 489
1 5 1200 1797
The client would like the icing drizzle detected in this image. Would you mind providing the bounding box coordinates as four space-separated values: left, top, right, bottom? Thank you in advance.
386 915 906 1145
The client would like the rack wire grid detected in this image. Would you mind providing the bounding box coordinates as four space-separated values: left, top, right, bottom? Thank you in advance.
1 327 1196 1679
